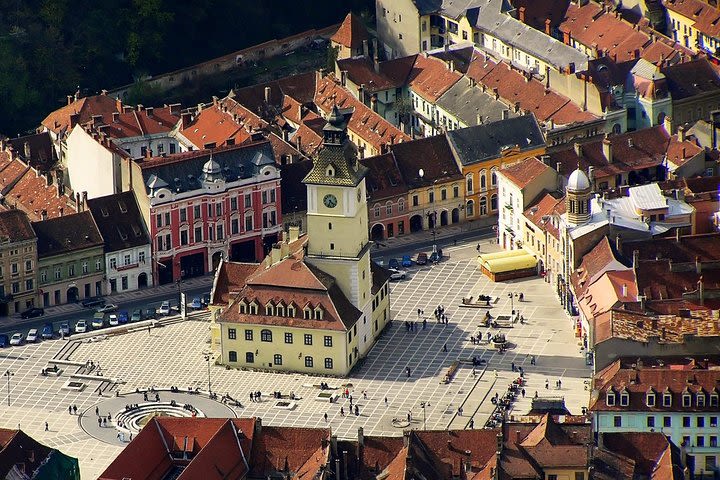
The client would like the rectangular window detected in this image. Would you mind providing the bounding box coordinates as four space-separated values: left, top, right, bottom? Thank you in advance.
324 358 333 369
217 224 224 240
180 230 188 245
244 329 253 341
11 282 19 294
647 416 655 428
262 190 268 204
164 212 170 226
613 416 622 427
284 332 293 344
304 356 313 368
169 143 176 154
664 416 672 427
245 194 252 208
683 416 691 428
180 208 187 222
245 352 254 363
194 205 201 219
194 226 202 243
706 456 717 472
412 195 419 207
68 265 75 277
324 335 333 347
25 279 33 291
273 354 283 366
25 260 32 271
698 417 705 428
208 204 213 218
245 215 253 231
697 436 705 447
156 213 162 228
231 218 239 235
711 436 718 447
231 197 238 211
82 261 88 274
304 334 313 345
228 351 237 362
228 328 236 340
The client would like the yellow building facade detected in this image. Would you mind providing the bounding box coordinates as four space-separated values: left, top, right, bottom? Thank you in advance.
214 106 391 376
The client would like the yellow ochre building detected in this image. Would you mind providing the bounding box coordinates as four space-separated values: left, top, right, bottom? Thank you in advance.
212 106 391 376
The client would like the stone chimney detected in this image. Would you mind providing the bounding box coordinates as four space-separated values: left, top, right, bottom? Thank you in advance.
677 125 686 142
616 234 622 250
622 283 628 297
501 109 509 120
41 210 47 221
633 250 639 269
264 86 271 105
340 70 347 87
518 6 526 23
146 106 154 117
545 18 552 35
602 134 612 163
112 112 120 123
23 142 30 160
663 115 673 135
362 39 369 58
574 142 582 157
181 112 192 130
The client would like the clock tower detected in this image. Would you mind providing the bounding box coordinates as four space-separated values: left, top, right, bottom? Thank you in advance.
303 105 372 312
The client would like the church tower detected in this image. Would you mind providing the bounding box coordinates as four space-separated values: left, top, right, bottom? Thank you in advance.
565 168 592 225
303 105 372 310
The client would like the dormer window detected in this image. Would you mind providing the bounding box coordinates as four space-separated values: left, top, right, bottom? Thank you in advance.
303 306 312 320
697 392 706 407
265 302 275 316
606 391 616 406
663 392 672 407
238 300 248 314
620 390 630 407
326 165 335 177
287 304 296 318
646 391 656 407
710 392 719 407
276 303 285 317
314 306 324 320
682 392 692 407
249 301 258 315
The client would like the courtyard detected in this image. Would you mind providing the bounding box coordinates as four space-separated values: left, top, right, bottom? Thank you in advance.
0 246 591 479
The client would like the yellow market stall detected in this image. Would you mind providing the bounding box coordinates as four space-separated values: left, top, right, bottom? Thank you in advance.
477 250 538 281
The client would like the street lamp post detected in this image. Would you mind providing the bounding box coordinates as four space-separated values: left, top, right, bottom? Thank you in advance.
420 401 429 430
508 292 519 314
4 370 13 407
203 354 212 394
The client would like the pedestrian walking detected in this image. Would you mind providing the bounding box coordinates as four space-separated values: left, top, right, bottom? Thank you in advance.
98 418 102 427
73 405 77 415
68 405 72 415
148 325 151 335
384 397 388 405
45 422 48 431
250 392 254 402
534 391 538 398
558 379 562 389
511 362 516 372
422 319 427 329
407 412 411 422
521 388 526 398
443 344 447 352
472 368 476 377
354 405 359 416
103 418 107 427
324 413 328 422
469 418 474 429
476 244 480 252
340 407 345 417
545 379 549 390
530 355 536 365
95 406 99 416
406 367 411 377
363 391 367 400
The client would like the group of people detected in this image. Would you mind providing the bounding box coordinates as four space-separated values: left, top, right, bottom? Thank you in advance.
249 391 263 402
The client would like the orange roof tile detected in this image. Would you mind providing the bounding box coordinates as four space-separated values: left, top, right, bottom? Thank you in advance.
408 54 462 103
95 106 179 139
665 0 720 38
41 93 120 135
499 157 553 190
331 12 369 49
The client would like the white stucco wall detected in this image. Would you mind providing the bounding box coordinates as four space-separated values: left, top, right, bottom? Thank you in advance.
65 125 118 199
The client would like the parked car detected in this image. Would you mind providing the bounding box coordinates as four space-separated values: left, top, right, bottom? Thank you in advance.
145 307 157 319
401 255 413 267
429 249 443 263
416 252 428 265
201 294 211 307
92 313 106 329
75 320 88 333
0 334 9 347
26 329 39 343
81 297 105 308
190 297 203 310
118 311 129 324
159 301 171 316
131 309 143 322
388 258 401 269
108 314 119 326
9 333 23 346
96 304 118 313
388 268 407 281
41 323 54 339
59 323 70 336
20 307 44 319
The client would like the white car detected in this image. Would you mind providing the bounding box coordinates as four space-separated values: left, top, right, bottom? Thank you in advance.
108 314 119 326
388 268 407 281
75 320 88 333
9 333 23 346
159 301 171 316
26 329 39 343
96 304 118 313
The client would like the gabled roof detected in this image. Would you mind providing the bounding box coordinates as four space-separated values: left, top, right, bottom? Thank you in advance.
389 135 463 189
87 191 150 253
0 429 78 479
663 58 720 100
497 156 552 190
570 236 629 299
210 260 260 306
32 210 103 258
361 152 409 201
595 432 683 480
94 105 179 140
180 99 266 149
248 426 331 478
8 132 57 172
0 210 35 243
41 93 120 135
435 78 516 127
665 0 720 39
330 12 369 49
408 54 463 103
593 309 720 346
337 55 416 93
232 71 317 119
446 115 546 167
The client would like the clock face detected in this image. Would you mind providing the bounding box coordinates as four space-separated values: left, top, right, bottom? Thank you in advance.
323 194 338 208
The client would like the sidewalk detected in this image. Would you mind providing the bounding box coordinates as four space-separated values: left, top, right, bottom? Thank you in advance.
12 275 214 320
375 217 496 252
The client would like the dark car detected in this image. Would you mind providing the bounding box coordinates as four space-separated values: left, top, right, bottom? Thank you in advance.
81 297 105 308
118 311 129 324
201 294 211 307
416 252 428 265
20 307 44 319
429 250 442 263
388 258 400 269
145 307 157 319
41 323 54 340
0 334 8 348
401 255 413 267
131 309 143 322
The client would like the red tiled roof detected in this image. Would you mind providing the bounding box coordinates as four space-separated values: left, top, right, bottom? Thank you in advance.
577 269 638 320
408 54 462 103
315 74 409 153
389 135 463 189
95 106 179 139
330 12 369 49
570 236 627 299
524 191 564 239
599 432 680 480
499 157 553 189
180 100 265 149
665 133 702 169
248 426 330 477
665 0 720 38
593 308 720 345
466 50 597 125
361 152 408 201
337 55 416 93
41 93 120 135
591 356 720 412
0 210 34 242
211 260 260 306
513 0 571 30
621 232 720 263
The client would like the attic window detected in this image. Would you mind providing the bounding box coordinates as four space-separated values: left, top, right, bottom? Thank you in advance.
265 302 275 316
663 393 672 407
239 300 247 314
710 392 719 407
314 306 324 320
697 393 705 407
287 306 296 317
327 166 335 177
606 391 616 406
646 392 656 407
100 208 109 217
249 302 258 315
619 391 629 407
303 307 311 319
118 201 127 213
682 393 692 407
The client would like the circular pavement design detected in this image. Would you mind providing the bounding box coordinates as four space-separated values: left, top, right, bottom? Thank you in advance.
79 391 238 445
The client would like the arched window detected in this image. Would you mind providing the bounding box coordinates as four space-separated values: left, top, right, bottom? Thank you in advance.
466 199 475 217
260 329 272 342
466 173 474 193
245 352 254 363
491 194 498 210
479 196 487 215
398 199 405 212
374 204 380 218
612 123 621 134
480 169 487 190
491 167 498 187
385 201 393 215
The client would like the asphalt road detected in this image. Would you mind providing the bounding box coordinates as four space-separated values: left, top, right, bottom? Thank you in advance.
1 284 211 338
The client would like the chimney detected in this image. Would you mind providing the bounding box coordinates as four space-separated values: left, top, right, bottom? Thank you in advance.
362 39 369 58
255 417 262 434
602 134 612 163
476 112 482 125
496 432 503 455
146 106 154 117
664 115 673 135
545 18 552 35
371 94 378 113
373 50 380 74
639 294 646 311
493 87 499 100
677 125 686 142
169 103 181 115
340 70 347 86
518 6 526 23
264 86 271 104
403 430 410 447
627 137 634 148
513 101 521 113
448 59 455 72
59 207 64 217
696 256 702 274
112 112 120 123
75 192 81 211
633 250 639 269
616 234 622 250
289 225 300 242
330 435 338 456
296 136 302 152
556 162 562 175
699 277 705 306
181 112 192 129
82 191 88 210
23 142 30 160
358 427 364 447
67 95 73 105
335 459 341 480
676 227 681 242
622 283 628 297
342 450 348 480
41 210 47 221
574 142 582 157
358 84 365 103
